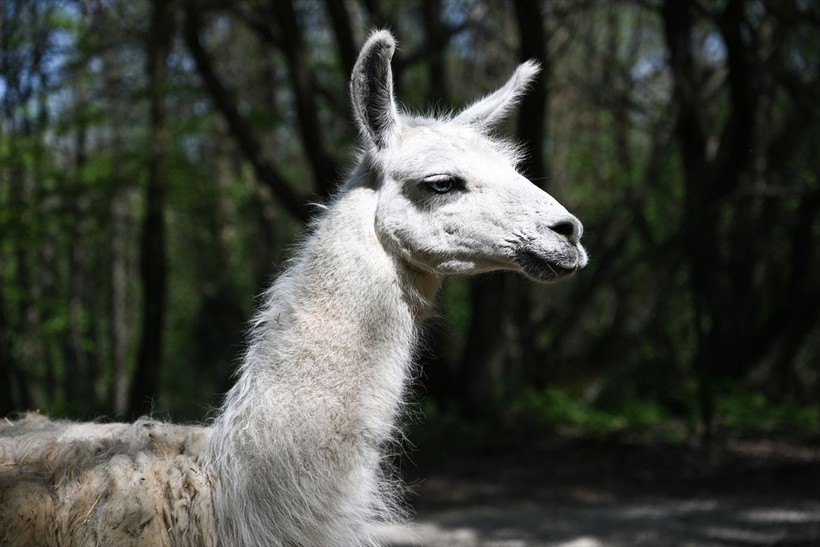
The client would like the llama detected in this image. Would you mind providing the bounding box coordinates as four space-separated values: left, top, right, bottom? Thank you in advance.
0 30 587 547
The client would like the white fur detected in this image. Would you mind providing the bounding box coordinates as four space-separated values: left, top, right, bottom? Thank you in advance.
454 60 542 129
0 30 586 547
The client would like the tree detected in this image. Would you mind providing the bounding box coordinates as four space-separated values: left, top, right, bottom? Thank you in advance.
129 0 174 417
662 0 820 440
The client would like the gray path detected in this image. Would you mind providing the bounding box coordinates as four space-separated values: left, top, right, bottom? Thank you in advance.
379 498 820 546
378 437 820 546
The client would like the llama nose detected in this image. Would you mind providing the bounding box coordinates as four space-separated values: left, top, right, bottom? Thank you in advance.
549 217 583 245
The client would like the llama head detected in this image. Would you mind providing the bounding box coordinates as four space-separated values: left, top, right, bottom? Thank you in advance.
351 30 587 282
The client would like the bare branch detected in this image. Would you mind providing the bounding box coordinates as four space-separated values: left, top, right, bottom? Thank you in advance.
182 5 309 223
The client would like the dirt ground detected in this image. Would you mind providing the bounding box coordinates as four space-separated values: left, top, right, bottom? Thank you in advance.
377 435 820 546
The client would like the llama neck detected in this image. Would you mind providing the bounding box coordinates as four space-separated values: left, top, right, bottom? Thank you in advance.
210 184 440 546
243 185 439 427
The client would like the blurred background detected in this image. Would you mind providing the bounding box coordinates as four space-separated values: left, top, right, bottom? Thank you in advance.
2 0 819 457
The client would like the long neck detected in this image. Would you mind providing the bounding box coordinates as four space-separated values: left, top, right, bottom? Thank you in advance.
209 183 440 547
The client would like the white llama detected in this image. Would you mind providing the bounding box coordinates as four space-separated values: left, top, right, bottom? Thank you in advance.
0 30 586 547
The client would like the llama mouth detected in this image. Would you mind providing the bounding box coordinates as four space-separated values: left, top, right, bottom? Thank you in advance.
514 248 580 282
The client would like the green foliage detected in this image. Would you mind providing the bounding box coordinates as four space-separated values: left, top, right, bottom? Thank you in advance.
717 387 820 438
513 384 820 440
519 387 668 435
442 277 471 340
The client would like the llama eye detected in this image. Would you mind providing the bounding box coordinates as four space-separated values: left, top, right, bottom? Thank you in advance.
424 175 462 194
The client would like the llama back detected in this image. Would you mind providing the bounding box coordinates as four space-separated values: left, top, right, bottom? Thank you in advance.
0 413 214 547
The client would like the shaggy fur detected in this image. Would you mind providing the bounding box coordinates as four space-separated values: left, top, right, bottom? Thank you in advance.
0 30 587 547
0 413 213 547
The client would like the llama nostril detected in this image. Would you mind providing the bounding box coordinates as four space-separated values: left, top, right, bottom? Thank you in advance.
550 219 581 244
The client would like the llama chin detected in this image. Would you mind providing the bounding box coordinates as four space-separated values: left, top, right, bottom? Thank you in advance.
0 29 585 547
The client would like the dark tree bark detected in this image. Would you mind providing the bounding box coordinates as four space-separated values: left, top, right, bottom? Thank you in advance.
3 119 32 413
662 0 760 442
422 0 449 105
460 274 509 418
103 31 131 418
362 0 389 30
514 0 548 185
770 190 820 401
0 287 15 415
324 0 357 78
271 0 339 198
183 5 310 223
65 71 92 407
662 0 720 443
129 0 173 418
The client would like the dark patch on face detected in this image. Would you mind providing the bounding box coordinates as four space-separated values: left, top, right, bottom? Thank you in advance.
394 175 468 213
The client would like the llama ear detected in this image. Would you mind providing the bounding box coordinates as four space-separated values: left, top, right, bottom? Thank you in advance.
351 30 399 150
454 60 541 130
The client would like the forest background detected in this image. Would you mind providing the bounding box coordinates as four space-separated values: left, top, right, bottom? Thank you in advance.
1 0 818 451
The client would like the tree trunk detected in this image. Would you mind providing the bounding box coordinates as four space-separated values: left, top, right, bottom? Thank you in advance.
514 0 548 185
272 0 339 198
422 0 449 105
64 73 91 407
662 0 718 443
0 284 15 415
460 274 508 419
129 0 173 418
324 0 356 77
110 162 131 416
104 32 132 417
662 0 759 444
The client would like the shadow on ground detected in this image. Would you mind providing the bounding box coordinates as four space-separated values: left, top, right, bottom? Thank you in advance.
378 435 820 546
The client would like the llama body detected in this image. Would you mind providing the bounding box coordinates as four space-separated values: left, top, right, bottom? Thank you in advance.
0 415 214 546
0 31 586 547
